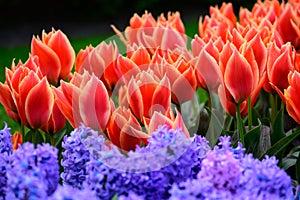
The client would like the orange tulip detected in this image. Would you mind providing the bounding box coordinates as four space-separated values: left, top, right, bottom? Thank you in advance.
191 36 223 91
1 55 54 129
123 69 171 121
144 109 190 138
75 41 120 92
111 11 187 55
218 40 266 116
106 106 149 151
239 0 282 28
31 28 75 85
282 71 300 124
263 42 296 93
199 2 236 42
41 103 66 135
11 131 22 151
277 3 300 50
53 71 114 132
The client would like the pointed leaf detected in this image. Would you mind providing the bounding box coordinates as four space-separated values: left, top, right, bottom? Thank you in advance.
260 128 300 159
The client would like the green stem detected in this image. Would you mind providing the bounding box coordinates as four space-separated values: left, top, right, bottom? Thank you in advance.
50 134 55 146
236 102 246 147
20 123 25 142
248 97 252 130
32 129 37 146
269 93 278 124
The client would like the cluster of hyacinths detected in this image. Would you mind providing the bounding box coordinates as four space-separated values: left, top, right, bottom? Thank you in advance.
1 123 299 199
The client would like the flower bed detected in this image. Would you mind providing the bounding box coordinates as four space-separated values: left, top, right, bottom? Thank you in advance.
1 0 300 199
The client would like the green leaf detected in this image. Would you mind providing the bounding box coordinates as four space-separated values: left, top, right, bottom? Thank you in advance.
271 108 286 145
54 128 67 147
296 152 300 183
111 193 118 200
260 127 300 159
196 87 209 105
205 106 224 147
245 125 261 157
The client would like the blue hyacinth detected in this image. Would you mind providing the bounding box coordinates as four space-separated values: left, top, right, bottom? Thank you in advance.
61 123 106 188
48 184 98 200
6 142 59 199
169 136 294 200
0 122 12 200
83 125 211 200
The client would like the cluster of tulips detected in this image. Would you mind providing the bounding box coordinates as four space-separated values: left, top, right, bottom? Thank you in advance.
0 0 300 196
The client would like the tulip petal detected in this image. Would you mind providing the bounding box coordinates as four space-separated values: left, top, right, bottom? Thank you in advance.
79 75 111 131
31 36 61 84
147 111 174 134
52 87 75 128
47 30 75 79
224 49 253 103
127 77 144 120
25 78 54 129
151 75 171 116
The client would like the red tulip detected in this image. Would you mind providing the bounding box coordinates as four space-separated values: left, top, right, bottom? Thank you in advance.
144 109 190 138
191 36 223 91
53 71 114 132
111 11 186 55
282 71 300 124
124 69 171 121
199 2 236 42
11 131 22 151
277 3 300 50
263 42 296 93
41 102 66 134
75 41 120 92
31 28 75 85
218 40 266 116
106 106 149 151
1 56 54 129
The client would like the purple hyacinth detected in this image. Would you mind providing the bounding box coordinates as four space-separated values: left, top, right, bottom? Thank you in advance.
6 142 59 199
48 184 98 200
117 192 144 200
0 153 9 200
85 125 211 200
239 154 294 199
0 122 12 155
169 136 294 200
61 123 106 189
0 122 12 200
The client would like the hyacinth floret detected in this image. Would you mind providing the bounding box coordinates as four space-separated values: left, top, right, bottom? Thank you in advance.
0 122 12 155
169 136 294 200
6 142 58 200
48 184 98 200
0 122 12 199
60 123 99 188
83 125 211 200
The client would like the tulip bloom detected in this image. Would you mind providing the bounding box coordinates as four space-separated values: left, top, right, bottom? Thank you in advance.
122 69 171 122
281 71 300 124
11 131 22 151
144 109 190 138
111 11 186 55
53 71 114 132
199 2 236 42
41 103 66 135
218 40 266 116
191 36 223 91
106 107 149 151
0 56 55 130
263 42 296 93
31 28 75 85
277 3 300 50
75 41 120 92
